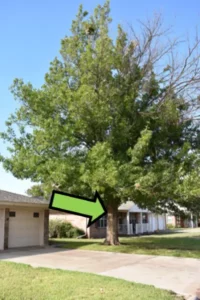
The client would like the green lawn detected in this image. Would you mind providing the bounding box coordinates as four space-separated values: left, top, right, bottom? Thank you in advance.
0 261 182 300
51 230 200 258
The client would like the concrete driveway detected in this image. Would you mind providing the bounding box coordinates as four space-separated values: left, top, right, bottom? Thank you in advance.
0 247 199 298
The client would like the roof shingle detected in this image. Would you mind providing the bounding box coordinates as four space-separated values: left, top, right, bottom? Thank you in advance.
118 201 134 211
0 189 48 205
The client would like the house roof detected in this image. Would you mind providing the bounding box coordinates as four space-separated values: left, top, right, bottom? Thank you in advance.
0 189 48 206
118 201 134 211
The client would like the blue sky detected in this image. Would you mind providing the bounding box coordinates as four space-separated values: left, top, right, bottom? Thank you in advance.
0 0 199 195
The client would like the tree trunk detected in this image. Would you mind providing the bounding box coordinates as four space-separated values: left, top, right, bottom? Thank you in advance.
104 204 120 245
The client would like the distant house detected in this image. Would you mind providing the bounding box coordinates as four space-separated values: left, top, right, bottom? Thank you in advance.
50 201 166 238
166 214 199 228
0 190 49 250
166 203 199 228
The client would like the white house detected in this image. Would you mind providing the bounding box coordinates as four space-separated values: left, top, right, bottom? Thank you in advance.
165 202 199 228
50 201 166 238
117 201 166 235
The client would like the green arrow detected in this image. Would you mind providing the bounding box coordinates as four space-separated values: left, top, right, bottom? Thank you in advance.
49 190 107 227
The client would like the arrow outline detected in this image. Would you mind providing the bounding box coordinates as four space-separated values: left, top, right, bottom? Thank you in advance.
49 190 107 227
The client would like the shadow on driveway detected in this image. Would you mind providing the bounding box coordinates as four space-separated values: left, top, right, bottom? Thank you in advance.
0 245 74 260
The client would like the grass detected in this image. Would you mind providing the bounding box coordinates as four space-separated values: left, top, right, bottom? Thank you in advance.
0 261 182 300
50 230 200 259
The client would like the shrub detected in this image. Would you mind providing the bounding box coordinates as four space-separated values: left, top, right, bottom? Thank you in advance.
67 227 85 238
58 222 73 238
166 224 175 229
175 224 181 228
49 220 60 238
49 220 84 238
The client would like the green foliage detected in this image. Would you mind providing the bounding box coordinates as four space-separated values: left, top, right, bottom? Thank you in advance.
166 224 175 230
49 220 84 238
80 142 120 195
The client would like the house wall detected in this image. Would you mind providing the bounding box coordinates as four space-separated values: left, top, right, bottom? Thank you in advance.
4 208 9 249
167 214 200 228
89 223 106 238
151 214 156 231
49 209 166 239
142 213 166 232
158 215 166 230
49 210 87 233
88 213 167 238
0 205 48 249
43 210 49 246
167 215 193 228
39 210 45 246
0 209 5 250
166 215 176 227
147 213 152 231
149 213 158 231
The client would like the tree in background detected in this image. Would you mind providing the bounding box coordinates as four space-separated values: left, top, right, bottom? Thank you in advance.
1 1 200 244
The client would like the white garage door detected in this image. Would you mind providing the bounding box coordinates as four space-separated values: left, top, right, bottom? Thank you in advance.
8 209 41 248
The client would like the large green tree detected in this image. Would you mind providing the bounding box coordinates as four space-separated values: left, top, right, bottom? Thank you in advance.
1 1 200 244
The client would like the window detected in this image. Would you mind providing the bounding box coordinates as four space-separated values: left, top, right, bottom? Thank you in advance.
118 212 126 225
97 215 107 228
130 213 137 224
33 212 39 218
142 213 148 224
9 211 16 217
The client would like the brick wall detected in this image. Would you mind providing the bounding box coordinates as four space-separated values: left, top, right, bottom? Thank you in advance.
49 210 87 233
89 223 106 238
